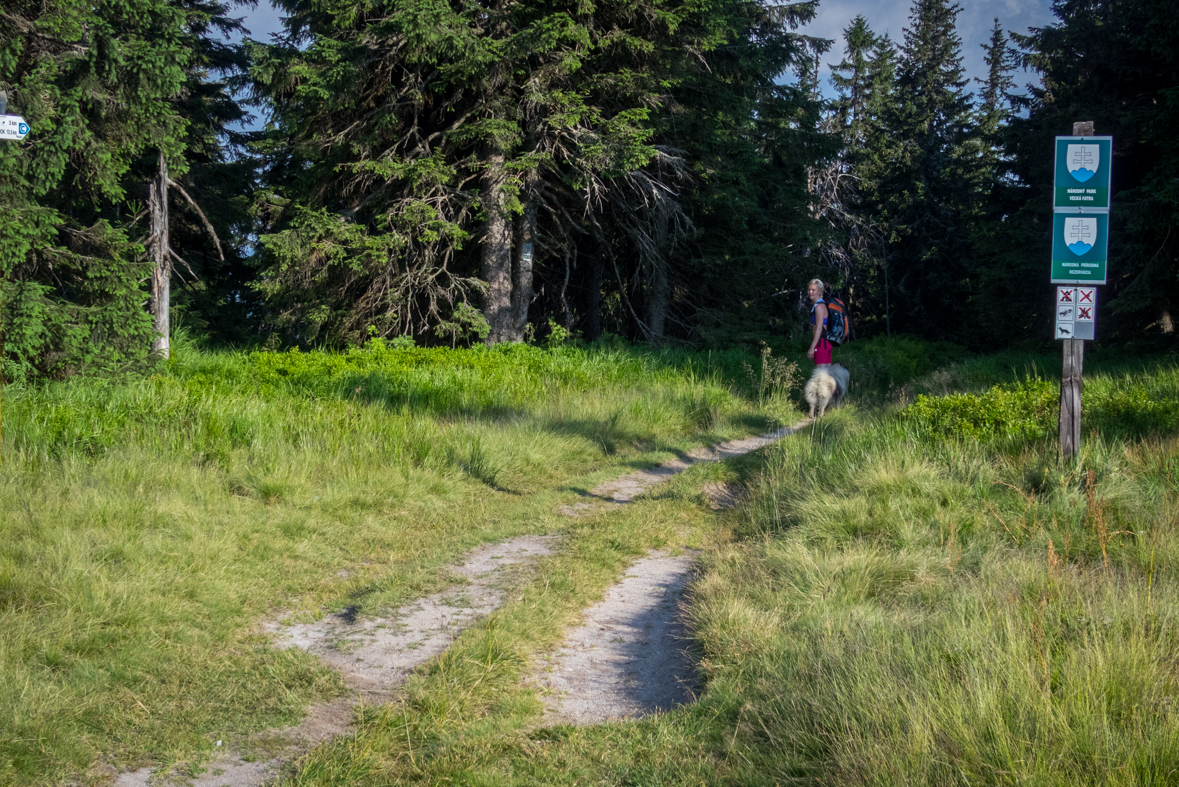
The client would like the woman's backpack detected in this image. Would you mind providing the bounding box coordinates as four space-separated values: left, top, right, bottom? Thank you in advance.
824 296 851 345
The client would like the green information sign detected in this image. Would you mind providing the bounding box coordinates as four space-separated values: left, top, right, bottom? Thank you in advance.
1051 212 1108 284
1054 136 1112 210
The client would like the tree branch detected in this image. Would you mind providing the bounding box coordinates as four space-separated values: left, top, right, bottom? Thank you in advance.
167 178 225 261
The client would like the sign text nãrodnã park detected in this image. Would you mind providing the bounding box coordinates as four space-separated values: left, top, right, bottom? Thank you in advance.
1051 212 1108 284
1054 136 1112 210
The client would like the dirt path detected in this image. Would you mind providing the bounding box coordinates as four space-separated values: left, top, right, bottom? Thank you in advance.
560 423 805 516
537 550 698 724
540 421 808 724
115 536 556 787
113 422 804 784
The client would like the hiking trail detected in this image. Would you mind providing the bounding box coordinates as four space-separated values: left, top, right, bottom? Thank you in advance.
113 421 807 785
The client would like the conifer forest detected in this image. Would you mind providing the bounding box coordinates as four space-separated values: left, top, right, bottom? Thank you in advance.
2 0 1178 377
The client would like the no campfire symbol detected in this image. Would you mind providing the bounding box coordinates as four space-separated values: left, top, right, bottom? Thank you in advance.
1067 144 1101 183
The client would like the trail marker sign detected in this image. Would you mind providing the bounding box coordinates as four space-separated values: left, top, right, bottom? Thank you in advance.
0 115 29 141
1054 136 1112 210
1054 123 1109 462
1051 212 1108 284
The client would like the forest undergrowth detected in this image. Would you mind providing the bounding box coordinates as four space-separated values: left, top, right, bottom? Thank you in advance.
1 338 1177 786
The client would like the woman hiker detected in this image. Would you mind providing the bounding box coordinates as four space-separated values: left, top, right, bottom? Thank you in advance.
807 278 833 367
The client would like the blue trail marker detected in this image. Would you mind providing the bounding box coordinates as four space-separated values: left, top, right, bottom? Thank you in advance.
0 114 30 141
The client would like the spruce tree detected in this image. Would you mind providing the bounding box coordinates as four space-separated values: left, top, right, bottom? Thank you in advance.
638 1 832 346
830 16 878 144
968 19 1028 344
0 0 250 377
161 0 259 348
1008 0 1179 342
250 0 683 346
871 0 978 341
250 0 832 348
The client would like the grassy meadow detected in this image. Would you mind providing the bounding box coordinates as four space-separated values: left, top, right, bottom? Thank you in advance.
0 339 788 785
2 336 1178 786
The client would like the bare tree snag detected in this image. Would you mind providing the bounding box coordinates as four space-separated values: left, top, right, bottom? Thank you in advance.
480 145 513 344
147 152 226 360
509 194 538 341
149 152 171 358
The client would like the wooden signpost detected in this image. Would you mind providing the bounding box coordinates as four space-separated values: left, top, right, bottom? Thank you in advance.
1055 121 1111 460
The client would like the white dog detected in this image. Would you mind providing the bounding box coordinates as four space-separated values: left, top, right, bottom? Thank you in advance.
804 363 850 418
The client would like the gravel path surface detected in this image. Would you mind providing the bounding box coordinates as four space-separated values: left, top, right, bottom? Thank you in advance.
116 536 556 787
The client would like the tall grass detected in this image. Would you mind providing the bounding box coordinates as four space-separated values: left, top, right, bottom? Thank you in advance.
691 360 1179 786
7 338 1174 786
0 342 787 785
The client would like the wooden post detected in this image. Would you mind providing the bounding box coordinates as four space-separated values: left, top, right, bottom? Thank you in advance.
1060 335 1083 458
1060 121 1093 460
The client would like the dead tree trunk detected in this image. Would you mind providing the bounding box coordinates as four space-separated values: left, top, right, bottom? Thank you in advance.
645 254 668 347
508 193 538 341
149 152 171 358
480 145 514 344
144 152 224 359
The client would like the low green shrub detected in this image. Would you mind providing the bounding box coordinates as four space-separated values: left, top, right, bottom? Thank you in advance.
1087 375 1179 438
903 377 1058 441
901 362 1179 443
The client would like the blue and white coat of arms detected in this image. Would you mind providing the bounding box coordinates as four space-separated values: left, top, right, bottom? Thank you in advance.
1066 144 1100 183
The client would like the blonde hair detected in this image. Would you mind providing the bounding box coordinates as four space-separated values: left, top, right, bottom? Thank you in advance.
808 278 825 295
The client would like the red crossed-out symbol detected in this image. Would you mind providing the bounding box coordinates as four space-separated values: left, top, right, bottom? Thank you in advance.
1078 307 1093 320
1059 289 1074 303
1079 288 1095 303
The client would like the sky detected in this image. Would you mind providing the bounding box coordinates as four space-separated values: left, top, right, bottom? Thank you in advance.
231 0 1061 105
797 0 1058 98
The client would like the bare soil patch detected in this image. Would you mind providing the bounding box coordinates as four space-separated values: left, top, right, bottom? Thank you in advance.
701 481 746 510
537 550 698 725
539 422 807 725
